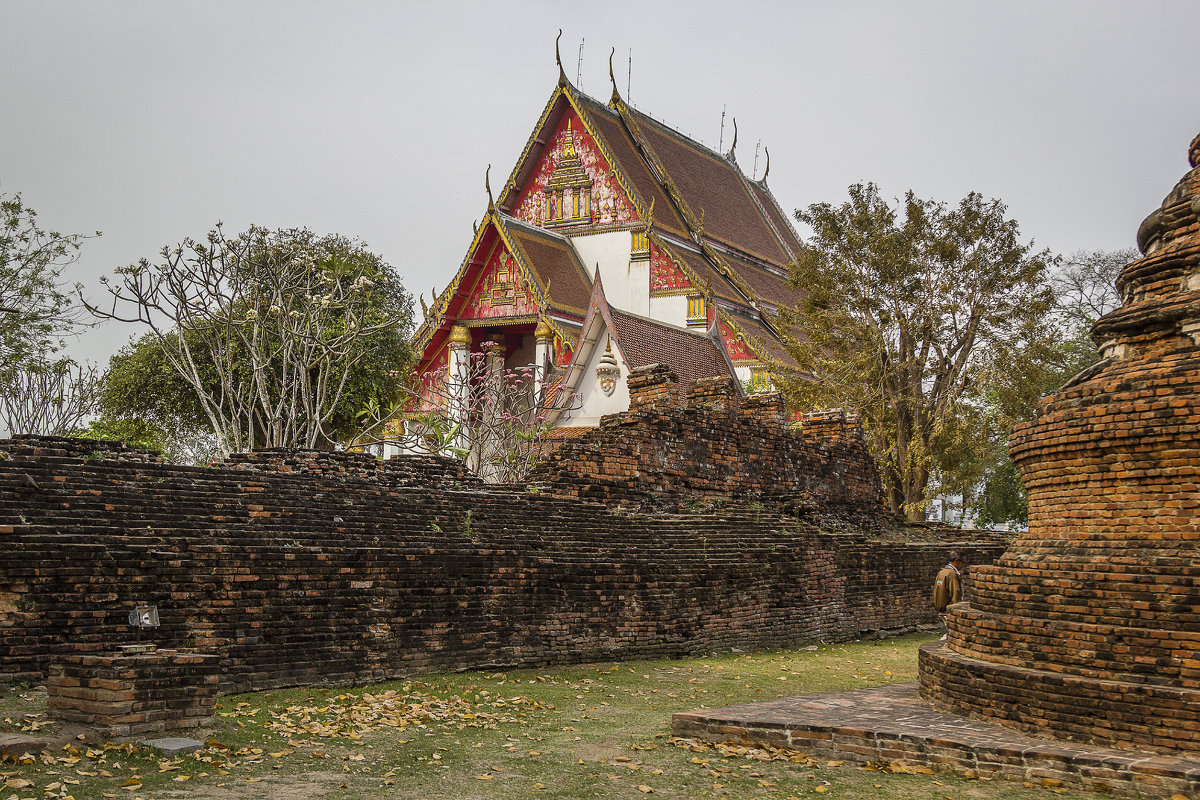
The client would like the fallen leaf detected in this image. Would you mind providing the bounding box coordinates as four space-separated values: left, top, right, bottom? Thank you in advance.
638 785 654 794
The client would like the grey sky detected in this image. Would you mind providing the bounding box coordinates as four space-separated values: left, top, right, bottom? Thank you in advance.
3 0 1198 367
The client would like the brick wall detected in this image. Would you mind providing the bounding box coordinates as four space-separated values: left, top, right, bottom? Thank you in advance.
0 435 1004 693
532 365 885 514
919 130 1200 756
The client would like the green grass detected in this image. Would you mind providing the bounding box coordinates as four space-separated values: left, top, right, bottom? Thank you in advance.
1 633 1118 800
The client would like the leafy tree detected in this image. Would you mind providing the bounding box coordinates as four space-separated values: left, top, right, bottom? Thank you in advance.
968 247 1134 527
0 191 97 377
86 225 414 456
779 183 1060 521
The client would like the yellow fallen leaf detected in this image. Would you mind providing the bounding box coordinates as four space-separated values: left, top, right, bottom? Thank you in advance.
4 777 33 789
638 786 654 794
816 787 827 793
476 774 493 780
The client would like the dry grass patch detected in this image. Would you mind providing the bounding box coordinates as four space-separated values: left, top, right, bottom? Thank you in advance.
2 634 1118 800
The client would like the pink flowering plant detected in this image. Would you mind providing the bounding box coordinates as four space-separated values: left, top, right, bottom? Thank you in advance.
357 341 580 483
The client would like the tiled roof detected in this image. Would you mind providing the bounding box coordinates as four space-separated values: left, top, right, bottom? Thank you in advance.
719 252 795 311
574 94 691 238
748 180 805 259
664 241 745 306
503 217 593 315
625 106 791 265
610 310 733 390
727 312 796 367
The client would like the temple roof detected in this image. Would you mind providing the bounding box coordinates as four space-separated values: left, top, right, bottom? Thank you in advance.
421 66 807 373
609 308 734 390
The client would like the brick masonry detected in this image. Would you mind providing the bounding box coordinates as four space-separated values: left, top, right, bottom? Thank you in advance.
0 395 1003 694
919 131 1200 756
532 366 885 514
46 649 221 737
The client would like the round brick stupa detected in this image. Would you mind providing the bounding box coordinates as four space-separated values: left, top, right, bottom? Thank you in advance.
919 132 1200 755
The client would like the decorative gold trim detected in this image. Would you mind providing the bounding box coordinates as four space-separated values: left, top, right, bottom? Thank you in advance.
460 316 542 329
649 287 695 298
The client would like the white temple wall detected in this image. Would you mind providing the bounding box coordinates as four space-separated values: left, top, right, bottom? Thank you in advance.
561 324 631 428
570 231 649 316
648 294 688 329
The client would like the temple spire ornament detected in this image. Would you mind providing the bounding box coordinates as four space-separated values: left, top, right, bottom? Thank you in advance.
726 118 738 161
555 29 568 87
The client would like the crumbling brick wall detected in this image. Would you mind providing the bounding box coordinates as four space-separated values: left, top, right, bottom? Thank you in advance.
0 435 1004 693
531 365 885 513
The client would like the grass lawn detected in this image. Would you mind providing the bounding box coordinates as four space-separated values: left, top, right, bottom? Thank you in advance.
1 632 1119 800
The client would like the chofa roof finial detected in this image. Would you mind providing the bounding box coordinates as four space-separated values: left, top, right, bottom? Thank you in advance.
485 164 495 211
761 146 770 183
608 47 620 104
726 118 738 160
556 29 568 87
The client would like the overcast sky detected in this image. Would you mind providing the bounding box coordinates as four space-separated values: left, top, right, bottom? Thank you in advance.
4 0 1199 367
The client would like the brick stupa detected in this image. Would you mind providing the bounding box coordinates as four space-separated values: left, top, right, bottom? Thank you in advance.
920 132 1200 755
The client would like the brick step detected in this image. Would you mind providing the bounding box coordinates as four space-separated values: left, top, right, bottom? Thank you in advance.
918 640 1200 756
945 605 1200 687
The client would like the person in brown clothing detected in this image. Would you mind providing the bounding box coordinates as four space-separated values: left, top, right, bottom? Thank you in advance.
933 551 967 615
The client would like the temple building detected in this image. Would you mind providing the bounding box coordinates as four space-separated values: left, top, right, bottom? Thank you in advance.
410 47 802 435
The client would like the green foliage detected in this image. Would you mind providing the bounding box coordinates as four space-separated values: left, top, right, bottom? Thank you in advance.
974 455 1029 528
0 191 97 377
779 184 1060 520
91 226 415 453
75 416 168 453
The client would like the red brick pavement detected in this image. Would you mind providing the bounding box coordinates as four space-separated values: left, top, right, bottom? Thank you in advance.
672 679 1200 798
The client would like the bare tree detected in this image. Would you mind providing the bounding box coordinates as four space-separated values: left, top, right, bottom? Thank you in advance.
0 190 97 376
358 342 581 483
0 359 99 436
86 224 411 456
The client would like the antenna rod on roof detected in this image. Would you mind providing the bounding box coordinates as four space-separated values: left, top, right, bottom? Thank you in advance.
719 105 726 151
753 140 761 180
577 38 584 86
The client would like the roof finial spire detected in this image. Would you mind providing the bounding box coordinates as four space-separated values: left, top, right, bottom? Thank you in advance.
556 29 568 87
761 146 770 183
608 47 621 104
485 164 495 211
726 118 738 161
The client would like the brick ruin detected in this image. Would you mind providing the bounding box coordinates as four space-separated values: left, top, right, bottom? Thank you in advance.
919 131 1200 755
532 365 885 515
1 370 1005 694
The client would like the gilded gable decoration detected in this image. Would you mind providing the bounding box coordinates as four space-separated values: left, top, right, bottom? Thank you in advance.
543 120 594 227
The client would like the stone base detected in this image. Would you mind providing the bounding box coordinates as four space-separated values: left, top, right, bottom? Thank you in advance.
671 682 1200 799
47 650 221 738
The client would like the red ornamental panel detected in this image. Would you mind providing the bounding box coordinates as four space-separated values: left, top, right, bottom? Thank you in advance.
513 111 637 227
458 242 540 321
718 320 755 361
649 242 691 292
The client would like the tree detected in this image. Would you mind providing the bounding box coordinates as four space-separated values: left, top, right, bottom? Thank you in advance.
0 359 99 436
1049 247 1132 381
779 184 1060 521
968 247 1134 528
357 341 581 484
86 224 414 456
0 191 97 377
